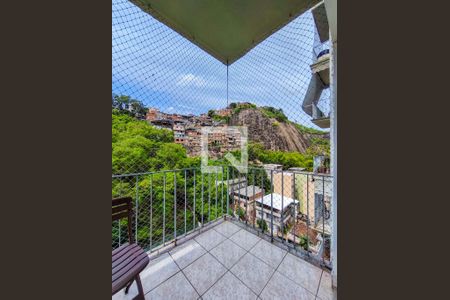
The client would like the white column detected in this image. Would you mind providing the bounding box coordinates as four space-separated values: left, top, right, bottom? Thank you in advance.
324 0 337 291
330 37 337 289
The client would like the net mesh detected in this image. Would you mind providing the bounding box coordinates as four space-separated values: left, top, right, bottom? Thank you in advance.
113 0 330 125
112 0 332 269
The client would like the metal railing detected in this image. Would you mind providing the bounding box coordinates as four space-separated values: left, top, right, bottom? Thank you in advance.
112 166 333 268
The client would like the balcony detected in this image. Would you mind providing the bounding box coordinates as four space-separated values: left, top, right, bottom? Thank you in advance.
113 1 336 297
112 167 335 299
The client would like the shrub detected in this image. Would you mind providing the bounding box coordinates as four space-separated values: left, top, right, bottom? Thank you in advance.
282 222 293 235
293 123 326 134
261 106 288 122
257 219 268 233
237 207 245 220
299 235 308 250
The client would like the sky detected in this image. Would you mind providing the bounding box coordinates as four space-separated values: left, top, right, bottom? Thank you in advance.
112 0 330 130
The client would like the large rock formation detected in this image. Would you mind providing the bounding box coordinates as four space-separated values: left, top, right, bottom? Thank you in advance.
229 108 328 153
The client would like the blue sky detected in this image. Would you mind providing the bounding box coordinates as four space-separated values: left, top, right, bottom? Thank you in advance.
113 0 330 129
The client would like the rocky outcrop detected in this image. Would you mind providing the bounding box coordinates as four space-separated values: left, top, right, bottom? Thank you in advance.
229 108 328 153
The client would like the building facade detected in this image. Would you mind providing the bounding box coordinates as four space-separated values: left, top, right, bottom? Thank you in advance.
255 193 298 234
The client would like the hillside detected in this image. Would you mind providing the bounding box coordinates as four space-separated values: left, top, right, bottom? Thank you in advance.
228 105 329 153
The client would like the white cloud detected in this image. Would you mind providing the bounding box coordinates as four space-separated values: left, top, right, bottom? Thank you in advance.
176 73 207 87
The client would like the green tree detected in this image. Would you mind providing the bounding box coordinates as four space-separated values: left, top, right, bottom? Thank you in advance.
207 109 216 117
112 113 176 174
154 143 187 170
261 106 288 122
248 142 313 171
112 94 147 119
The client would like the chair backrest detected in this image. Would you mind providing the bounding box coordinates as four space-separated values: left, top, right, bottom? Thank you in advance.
112 197 134 244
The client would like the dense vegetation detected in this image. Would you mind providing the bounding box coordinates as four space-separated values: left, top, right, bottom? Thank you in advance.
260 106 288 122
207 109 229 123
248 142 313 170
112 94 147 120
112 97 330 250
248 138 330 170
293 123 326 135
112 110 270 250
112 112 200 174
113 111 220 249
230 102 257 114
307 137 331 156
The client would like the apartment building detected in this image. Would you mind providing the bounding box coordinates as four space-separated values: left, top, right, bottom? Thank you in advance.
150 119 173 130
146 108 164 121
262 164 283 178
225 130 241 150
273 171 295 198
173 122 186 144
215 108 231 117
294 173 332 234
255 193 298 234
183 128 200 155
208 131 226 146
311 175 332 233
272 171 332 234
231 185 263 223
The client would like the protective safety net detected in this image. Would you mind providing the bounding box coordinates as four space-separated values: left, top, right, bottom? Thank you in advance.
113 0 330 125
112 0 332 270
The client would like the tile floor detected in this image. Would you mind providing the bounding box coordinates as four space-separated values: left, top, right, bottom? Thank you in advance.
112 221 335 300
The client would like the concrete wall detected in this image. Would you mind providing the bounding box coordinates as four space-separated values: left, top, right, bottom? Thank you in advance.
324 0 337 289
328 32 337 291
273 172 294 198
295 174 316 222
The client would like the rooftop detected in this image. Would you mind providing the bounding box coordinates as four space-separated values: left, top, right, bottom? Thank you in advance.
216 177 247 186
256 193 299 211
262 164 283 169
232 185 263 196
112 220 334 300
289 167 307 172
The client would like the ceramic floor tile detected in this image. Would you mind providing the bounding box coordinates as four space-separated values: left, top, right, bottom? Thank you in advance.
112 281 136 300
317 271 335 300
170 239 207 269
147 271 199 300
203 271 258 300
249 239 286 269
260 271 315 300
126 252 180 294
194 228 227 251
183 253 227 295
230 253 275 295
230 229 261 251
210 238 247 269
277 253 322 295
213 221 241 238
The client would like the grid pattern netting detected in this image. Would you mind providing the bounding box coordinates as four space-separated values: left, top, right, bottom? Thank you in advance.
112 0 332 267
113 0 330 123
